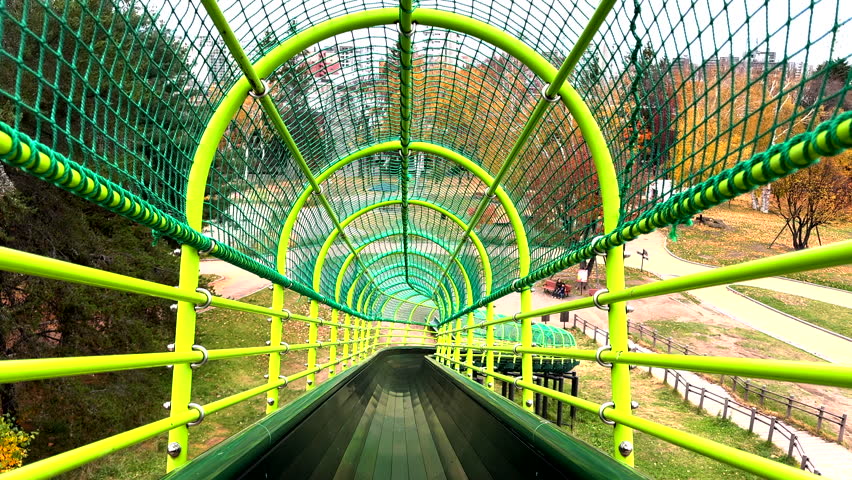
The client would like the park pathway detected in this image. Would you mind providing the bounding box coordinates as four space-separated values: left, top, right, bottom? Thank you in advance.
622 231 852 363
574 317 852 479
200 259 271 300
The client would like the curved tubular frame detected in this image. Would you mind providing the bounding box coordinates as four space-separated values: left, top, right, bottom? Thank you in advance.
282 140 507 298
331 230 490 327
364 263 459 316
186 5 624 468
359 266 454 320
352 250 471 313
311 198 492 315
331 232 478 307
334 244 464 312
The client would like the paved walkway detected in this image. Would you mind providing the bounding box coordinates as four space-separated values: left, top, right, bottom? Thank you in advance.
622 231 852 363
199 259 270 299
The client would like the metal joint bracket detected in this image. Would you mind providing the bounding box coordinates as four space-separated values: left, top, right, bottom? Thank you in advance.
190 344 209 369
280 342 290 353
194 288 213 310
590 234 608 255
281 308 291 320
592 288 610 311
311 186 322 195
541 84 561 103
513 376 522 388
595 345 613 368
513 343 523 355
278 375 288 387
198 238 216 255
187 403 205 427
397 21 417 38
248 79 271 99
512 312 522 324
598 401 616 425
511 279 525 292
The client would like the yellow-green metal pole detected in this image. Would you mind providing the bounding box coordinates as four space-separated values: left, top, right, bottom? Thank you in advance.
465 312 475 378
606 245 634 463
329 309 338 378
306 300 319 391
485 302 495 390
165 245 200 471
265 284 285 412
520 288 533 412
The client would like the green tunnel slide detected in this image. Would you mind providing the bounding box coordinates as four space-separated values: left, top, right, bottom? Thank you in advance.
162 348 645 479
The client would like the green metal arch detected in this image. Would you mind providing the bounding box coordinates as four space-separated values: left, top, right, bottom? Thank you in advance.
355 249 470 308
278 140 527 283
368 280 444 320
366 265 455 319
312 199 491 310
331 233 478 307
184 7 619 323
355 264 456 320
331 230 490 317
360 252 469 318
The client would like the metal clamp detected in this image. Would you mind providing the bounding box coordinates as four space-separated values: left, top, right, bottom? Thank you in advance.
511 279 525 292
278 375 288 387
512 312 522 324
190 344 208 369
311 186 322 195
397 21 417 38
541 83 561 103
281 308 291 320
513 343 523 355
592 288 610 311
248 79 271 99
595 345 613 368
198 238 216 255
194 288 213 310
187 403 205 427
280 341 290 353
513 376 522 388
598 401 616 425
590 234 607 255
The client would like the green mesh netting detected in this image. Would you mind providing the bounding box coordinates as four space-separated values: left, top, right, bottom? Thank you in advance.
0 0 849 324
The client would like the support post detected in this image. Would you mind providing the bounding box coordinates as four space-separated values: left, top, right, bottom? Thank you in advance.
606 243 634 465
485 302 496 390
521 287 534 412
265 284 285 412
465 312 474 378
329 309 338 377
165 244 201 471
306 300 319 391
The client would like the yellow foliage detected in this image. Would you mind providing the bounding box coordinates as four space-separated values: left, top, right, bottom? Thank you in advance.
0 415 37 473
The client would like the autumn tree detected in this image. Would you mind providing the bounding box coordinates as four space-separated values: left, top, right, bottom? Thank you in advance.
627 45 678 177
772 156 852 250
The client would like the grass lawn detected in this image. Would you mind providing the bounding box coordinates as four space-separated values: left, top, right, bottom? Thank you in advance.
75 288 324 480
666 200 852 291
629 317 851 444
57 288 798 480
730 285 852 339
501 332 794 479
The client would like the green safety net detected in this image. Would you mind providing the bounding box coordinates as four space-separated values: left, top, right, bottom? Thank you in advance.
0 0 850 324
